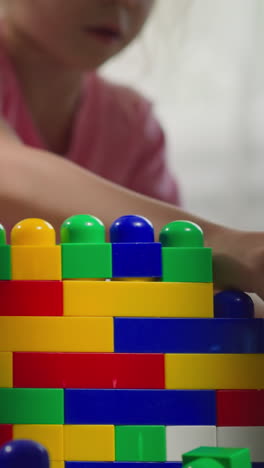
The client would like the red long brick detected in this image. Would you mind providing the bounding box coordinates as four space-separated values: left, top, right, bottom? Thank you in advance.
217 390 264 426
0 280 63 316
13 353 165 389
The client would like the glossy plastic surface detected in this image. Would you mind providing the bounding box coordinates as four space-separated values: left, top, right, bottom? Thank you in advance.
0 439 50 468
110 216 155 243
64 389 216 425
214 290 255 318
159 221 204 248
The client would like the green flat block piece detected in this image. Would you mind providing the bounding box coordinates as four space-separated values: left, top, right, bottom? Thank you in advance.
182 446 252 468
161 247 212 282
61 243 112 279
0 388 64 424
115 425 166 462
61 214 112 279
0 245 11 280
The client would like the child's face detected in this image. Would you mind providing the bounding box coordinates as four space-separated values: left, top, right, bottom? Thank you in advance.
6 0 155 69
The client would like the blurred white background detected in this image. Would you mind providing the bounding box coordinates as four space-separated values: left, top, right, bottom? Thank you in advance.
103 0 264 230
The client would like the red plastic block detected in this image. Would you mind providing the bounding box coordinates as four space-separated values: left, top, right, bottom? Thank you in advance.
14 353 165 389
217 390 264 426
0 281 63 316
0 425 13 447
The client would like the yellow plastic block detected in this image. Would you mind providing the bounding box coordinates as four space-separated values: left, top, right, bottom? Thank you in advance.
11 218 61 280
11 246 61 280
14 425 63 461
63 281 213 317
51 463 64 468
64 425 115 461
0 317 113 352
165 354 264 389
0 352 12 387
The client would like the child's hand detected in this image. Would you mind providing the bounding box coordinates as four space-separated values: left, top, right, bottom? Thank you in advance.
213 229 264 303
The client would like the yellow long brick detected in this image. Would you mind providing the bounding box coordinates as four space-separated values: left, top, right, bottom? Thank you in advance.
0 317 113 352
64 281 213 317
64 425 115 461
165 354 264 389
51 463 64 468
0 352 12 387
14 425 63 461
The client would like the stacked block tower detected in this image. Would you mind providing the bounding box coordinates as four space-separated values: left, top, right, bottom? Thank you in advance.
0 214 263 468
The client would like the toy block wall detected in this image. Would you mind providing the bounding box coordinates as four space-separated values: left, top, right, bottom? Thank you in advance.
0 215 263 468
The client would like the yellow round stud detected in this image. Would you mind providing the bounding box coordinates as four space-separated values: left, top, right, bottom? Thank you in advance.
11 218 56 246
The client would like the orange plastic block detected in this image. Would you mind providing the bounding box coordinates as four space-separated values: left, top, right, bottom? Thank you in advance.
11 219 61 280
0 352 12 387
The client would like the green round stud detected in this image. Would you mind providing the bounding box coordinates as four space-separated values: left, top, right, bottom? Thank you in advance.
159 220 204 248
183 459 222 468
60 215 106 244
0 224 6 245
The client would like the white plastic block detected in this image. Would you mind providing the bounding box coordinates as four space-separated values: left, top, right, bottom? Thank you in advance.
217 427 264 462
166 425 217 461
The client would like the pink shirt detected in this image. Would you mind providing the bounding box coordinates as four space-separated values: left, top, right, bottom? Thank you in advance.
0 39 180 205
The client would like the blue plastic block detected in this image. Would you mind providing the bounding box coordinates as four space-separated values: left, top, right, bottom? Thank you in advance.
65 389 216 425
0 439 49 468
253 464 264 468
114 318 264 353
110 216 155 243
65 464 182 468
111 243 162 278
214 290 254 318
110 215 162 278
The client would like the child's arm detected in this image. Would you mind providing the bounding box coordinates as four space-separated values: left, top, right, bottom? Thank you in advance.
1 122 264 303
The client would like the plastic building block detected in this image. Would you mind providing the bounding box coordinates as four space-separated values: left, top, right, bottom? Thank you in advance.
63 281 213 318
0 224 11 280
65 389 216 425
159 221 212 282
217 390 264 426
65 464 182 468
0 425 13 447
11 218 61 280
52 463 64 468
114 317 264 353
166 426 216 461
0 353 12 387
217 427 264 462
165 354 264 389
0 439 50 468
214 290 255 318
0 280 63 316
64 425 114 462
182 447 251 468
61 215 112 279
0 316 113 352
110 216 162 278
13 425 63 461
13 353 164 389
115 425 166 462
0 388 64 424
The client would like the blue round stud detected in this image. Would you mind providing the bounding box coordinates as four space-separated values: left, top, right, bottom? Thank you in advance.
0 440 50 468
110 215 155 243
214 290 254 319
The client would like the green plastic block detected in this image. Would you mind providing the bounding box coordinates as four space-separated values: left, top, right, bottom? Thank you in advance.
61 215 112 279
0 224 11 280
0 388 64 424
182 446 252 468
160 221 212 282
115 425 166 462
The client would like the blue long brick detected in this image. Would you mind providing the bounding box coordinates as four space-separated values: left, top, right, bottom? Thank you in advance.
65 389 216 425
114 318 264 353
